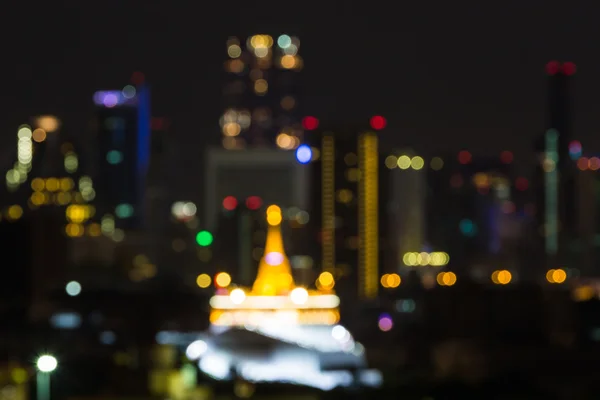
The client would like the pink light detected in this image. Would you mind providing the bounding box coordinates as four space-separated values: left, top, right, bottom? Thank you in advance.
265 252 284 266
378 314 393 332
103 94 119 108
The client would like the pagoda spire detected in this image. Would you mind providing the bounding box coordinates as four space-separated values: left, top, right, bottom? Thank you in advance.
251 205 295 295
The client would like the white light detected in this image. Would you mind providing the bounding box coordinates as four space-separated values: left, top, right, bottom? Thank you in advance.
290 288 308 305
199 353 231 380
265 252 284 266
65 281 82 296
186 340 208 360
331 325 350 342
210 294 339 309
182 202 197 217
17 127 32 139
230 288 246 305
36 355 58 373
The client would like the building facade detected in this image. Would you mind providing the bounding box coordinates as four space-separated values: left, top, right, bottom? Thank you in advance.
221 34 303 150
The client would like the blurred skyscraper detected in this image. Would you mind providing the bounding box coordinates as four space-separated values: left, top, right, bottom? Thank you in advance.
220 34 304 149
92 79 151 231
307 119 387 301
534 61 577 271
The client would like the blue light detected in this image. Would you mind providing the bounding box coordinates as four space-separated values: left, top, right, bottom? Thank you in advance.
295 144 312 164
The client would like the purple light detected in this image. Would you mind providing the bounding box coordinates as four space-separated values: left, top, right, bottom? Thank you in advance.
378 314 393 332
265 252 284 266
103 93 119 108
93 91 124 108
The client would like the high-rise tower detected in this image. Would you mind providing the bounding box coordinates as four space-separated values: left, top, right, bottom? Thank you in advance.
92 79 151 231
221 34 303 150
307 118 387 301
537 61 576 268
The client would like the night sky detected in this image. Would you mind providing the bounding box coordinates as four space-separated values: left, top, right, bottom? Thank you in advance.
2 1 600 198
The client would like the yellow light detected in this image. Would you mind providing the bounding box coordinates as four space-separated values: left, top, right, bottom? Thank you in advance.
254 79 268 95
223 122 241 137
7 205 23 220
32 128 47 143
358 133 378 299
31 191 45 206
322 135 335 273
59 177 73 191
397 155 411 169
386 273 401 288
66 205 89 223
281 55 296 69
276 133 295 149
492 270 512 285
437 272 457 286
31 178 45 191
317 272 335 290
45 178 59 192
196 273 212 288
36 116 60 132
87 223 101 237
574 285 594 302
551 268 567 284
65 223 84 237
56 192 71 205
215 272 231 288
380 274 389 288
266 205 282 226
411 156 424 170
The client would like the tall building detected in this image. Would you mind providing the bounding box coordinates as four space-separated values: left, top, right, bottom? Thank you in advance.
92 81 151 231
203 147 311 285
386 148 427 272
221 34 303 150
386 150 522 282
307 119 387 301
534 61 577 270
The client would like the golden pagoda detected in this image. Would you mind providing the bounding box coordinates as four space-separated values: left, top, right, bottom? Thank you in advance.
209 205 340 327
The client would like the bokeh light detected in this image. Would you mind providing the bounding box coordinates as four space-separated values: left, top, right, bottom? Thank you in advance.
196 231 213 246
295 144 312 164
378 314 393 332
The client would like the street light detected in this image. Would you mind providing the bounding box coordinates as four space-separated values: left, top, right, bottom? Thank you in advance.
36 355 57 400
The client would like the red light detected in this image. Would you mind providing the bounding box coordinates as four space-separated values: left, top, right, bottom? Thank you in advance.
369 115 387 130
578 157 589 171
546 61 560 76
562 62 577 76
458 151 472 164
131 71 145 85
151 117 165 130
515 177 529 191
246 196 262 210
500 151 513 164
222 196 238 211
302 116 319 131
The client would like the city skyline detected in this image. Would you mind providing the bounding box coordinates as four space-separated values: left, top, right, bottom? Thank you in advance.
3 3 600 198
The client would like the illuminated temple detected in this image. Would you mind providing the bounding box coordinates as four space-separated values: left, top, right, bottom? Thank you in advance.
209 205 340 327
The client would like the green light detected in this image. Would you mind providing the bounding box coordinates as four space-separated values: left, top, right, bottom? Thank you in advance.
196 231 213 246
115 203 134 218
106 150 123 165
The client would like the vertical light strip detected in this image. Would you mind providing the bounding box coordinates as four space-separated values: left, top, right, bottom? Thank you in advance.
322 135 335 273
358 132 379 299
545 129 559 255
